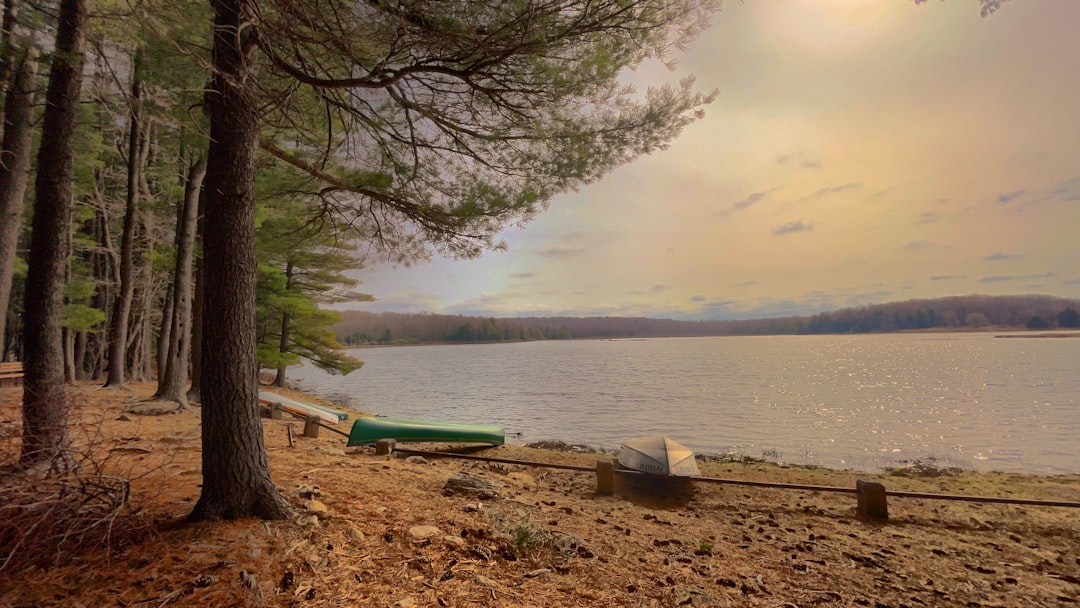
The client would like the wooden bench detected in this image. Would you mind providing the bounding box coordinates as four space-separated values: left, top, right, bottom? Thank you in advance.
0 361 24 386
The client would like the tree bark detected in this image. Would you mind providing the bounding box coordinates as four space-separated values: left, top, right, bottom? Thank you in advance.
104 50 144 388
0 46 37 358
21 0 87 469
156 281 173 378
271 261 293 388
186 242 203 402
189 0 293 521
156 156 205 404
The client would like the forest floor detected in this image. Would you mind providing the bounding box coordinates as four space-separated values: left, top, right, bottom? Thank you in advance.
1 382 1079 607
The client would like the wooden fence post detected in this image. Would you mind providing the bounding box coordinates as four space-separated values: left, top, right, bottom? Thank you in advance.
856 480 888 521
596 460 615 496
270 402 283 420
303 416 321 438
375 438 396 455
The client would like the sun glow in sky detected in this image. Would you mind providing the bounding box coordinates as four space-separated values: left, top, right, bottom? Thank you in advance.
349 1 1080 320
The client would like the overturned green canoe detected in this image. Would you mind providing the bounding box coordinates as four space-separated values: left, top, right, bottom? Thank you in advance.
346 416 505 447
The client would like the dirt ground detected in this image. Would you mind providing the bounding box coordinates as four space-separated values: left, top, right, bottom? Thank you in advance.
1 382 1079 607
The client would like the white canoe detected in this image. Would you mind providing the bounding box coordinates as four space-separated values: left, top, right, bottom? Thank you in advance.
618 436 701 477
259 391 345 425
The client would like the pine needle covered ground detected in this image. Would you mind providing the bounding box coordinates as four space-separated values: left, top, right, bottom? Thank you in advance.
1 383 1078 607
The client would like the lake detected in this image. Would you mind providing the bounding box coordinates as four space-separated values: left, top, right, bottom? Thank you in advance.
284 333 1080 474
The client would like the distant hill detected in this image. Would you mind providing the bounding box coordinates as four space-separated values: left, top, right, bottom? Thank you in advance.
333 294 1080 345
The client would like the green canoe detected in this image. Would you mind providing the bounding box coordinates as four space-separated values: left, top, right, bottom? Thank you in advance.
346 416 505 447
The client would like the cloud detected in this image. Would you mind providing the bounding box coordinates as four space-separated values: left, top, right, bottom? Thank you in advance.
731 186 782 211
984 252 1020 261
802 183 861 201
533 246 584 258
904 240 934 252
690 295 707 302
509 272 536 279
650 284 667 293
997 190 1026 204
980 275 1015 283
776 151 822 170
917 211 938 224
930 274 965 281
771 220 813 236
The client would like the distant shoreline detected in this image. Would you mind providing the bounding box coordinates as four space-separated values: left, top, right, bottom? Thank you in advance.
342 327 1080 348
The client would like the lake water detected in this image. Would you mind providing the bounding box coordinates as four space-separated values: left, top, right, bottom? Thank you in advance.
284 333 1080 474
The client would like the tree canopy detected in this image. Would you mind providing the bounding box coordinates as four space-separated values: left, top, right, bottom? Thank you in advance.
253 0 719 259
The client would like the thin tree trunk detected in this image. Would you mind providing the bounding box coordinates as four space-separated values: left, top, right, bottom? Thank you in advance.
0 46 37 357
186 246 203 402
63 327 75 383
271 261 293 388
189 0 293 521
104 50 143 388
157 281 173 377
74 329 87 379
157 156 205 404
21 0 88 469
90 205 110 379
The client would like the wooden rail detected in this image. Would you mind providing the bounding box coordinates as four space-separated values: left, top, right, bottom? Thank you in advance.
383 446 1080 519
0 362 24 386
286 419 1080 519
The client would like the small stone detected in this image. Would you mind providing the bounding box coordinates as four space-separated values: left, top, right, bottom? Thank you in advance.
525 568 552 578
475 575 498 587
307 499 328 514
347 527 366 542
394 598 416 608
116 414 132 422
405 456 428 464
409 525 441 539
297 515 320 527
442 535 466 548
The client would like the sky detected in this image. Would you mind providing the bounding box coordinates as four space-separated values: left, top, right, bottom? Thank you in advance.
347 0 1080 321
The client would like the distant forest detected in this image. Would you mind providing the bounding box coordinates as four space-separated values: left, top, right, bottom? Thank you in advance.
334 294 1080 345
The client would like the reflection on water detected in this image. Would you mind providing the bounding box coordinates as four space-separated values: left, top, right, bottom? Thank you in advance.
285 333 1080 474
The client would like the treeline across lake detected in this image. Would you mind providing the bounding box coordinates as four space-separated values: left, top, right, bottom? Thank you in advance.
334 294 1080 345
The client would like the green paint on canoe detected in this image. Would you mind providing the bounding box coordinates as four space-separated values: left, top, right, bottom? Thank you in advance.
347 416 505 447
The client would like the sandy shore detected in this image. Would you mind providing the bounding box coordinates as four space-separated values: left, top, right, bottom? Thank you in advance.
1 382 1079 607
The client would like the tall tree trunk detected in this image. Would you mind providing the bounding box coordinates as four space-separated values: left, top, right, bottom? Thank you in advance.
21 0 87 469
104 50 143 388
186 243 203 402
0 46 37 358
157 156 205 404
74 328 87 379
156 281 173 377
271 261 293 388
63 327 75 383
189 0 293 521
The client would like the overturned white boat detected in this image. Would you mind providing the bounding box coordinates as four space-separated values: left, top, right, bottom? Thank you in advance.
618 436 700 477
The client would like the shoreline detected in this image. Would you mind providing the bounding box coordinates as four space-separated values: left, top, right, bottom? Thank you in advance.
281 379 1079 478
